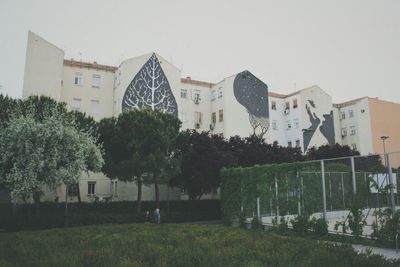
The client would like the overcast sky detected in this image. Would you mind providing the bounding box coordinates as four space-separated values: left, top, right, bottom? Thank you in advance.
0 0 399 103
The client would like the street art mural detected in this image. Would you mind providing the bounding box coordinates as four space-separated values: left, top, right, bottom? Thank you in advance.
302 100 335 151
122 53 178 116
233 71 269 136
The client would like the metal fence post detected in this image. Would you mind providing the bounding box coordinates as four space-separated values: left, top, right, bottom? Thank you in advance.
341 172 346 209
257 197 260 219
297 171 301 216
386 154 396 219
275 178 280 219
321 160 327 219
350 157 357 195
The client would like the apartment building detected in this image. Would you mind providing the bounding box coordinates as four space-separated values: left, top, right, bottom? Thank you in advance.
17 31 400 202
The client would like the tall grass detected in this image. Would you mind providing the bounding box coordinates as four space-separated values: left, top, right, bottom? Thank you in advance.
0 224 398 267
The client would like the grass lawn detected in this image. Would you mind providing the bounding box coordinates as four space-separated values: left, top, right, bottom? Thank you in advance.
0 224 398 267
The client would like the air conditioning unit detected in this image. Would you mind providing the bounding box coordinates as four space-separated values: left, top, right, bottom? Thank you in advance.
195 123 201 129
209 124 215 130
284 108 290 115
194 97 201 104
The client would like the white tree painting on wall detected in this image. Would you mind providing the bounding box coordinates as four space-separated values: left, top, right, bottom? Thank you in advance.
122 53 178 116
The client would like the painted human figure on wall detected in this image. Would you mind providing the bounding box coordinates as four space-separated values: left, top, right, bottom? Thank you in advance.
319 111 335 145
303 103 321 151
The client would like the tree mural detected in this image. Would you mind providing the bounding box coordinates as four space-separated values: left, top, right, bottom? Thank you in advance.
122 53 178 116
233 71 269 137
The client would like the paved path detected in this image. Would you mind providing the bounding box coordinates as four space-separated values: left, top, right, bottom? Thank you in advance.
352 244 400 260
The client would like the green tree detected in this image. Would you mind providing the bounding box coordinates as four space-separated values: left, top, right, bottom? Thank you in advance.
0 115 104 226
99 109 181 212
170 130 226 200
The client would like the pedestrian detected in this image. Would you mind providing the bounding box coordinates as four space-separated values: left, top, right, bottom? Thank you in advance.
154 208 160 224
144 211 150 224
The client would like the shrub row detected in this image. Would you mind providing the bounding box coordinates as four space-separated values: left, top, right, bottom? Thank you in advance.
0 200 221 231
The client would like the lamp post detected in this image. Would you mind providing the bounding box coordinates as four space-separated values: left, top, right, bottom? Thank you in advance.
381 136 389 166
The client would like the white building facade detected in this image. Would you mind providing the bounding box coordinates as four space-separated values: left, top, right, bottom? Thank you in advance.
18 31 400 202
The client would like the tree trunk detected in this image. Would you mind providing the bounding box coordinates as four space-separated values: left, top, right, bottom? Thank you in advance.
64 185 69 228
76 183 81 203
33 192 41 220
136 177 142 215
155 178 160 208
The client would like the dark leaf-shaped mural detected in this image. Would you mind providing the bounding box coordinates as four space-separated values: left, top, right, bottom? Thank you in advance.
122 53 178 116
233 71 269 136
302 103 321 151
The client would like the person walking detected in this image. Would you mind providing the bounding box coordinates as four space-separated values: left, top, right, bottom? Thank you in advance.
154 208 160 224
144 211 150 224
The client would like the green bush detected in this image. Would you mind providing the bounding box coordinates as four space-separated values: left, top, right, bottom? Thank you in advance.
0 200 221 231
0 224 398 267
372 208 400 245
291 215 311 235
250 217 263 230
348 206 366 237
310 217 328 236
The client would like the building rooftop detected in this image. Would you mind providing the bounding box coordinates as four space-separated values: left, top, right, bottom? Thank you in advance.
63 59 118 72
181 77 215 88
333 97 367 108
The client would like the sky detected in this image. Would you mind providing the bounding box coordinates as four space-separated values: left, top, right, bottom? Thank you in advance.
0 0 399 104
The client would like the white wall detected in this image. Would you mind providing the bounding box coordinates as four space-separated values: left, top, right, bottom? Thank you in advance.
61 65 115 121
22 31 64 100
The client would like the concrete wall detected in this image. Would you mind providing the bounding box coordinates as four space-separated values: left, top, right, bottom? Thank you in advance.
60 64 115 121
22 31 64 100
368 98 400 167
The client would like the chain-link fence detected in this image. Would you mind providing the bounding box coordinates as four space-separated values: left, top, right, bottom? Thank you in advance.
229 152 400 237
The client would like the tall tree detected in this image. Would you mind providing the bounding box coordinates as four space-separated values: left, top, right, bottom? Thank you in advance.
0 115 103 225
170 130 226 200
99 109 181 213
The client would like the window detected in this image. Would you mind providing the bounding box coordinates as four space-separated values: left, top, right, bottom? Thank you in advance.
349 109 354 118
294 119 299 129
91 100 100 114
286 121 291 130
285 102 290 110
295 139 300 148
271 101 277 110
351 144 357 150
194 111 203 124
272 120 278 130
211 112 217 124
350 126 356 136
72 98 81 110
293 99 298 109
341 112 346 120
288 141 292 148
180 89 187 98
218 88 223 98
341 128 347 137
211 90 216 101
193 89 201 100
218 109 224 122
87 182 96 195
92 74 101 88
180 112 187 122
74 72 83 86
68 185 78 196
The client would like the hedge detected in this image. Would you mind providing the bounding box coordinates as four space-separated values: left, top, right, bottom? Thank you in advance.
0 200 221 231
